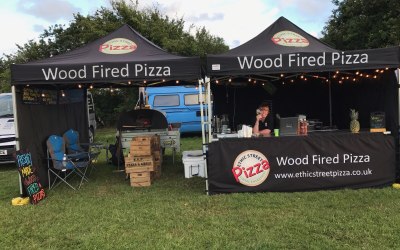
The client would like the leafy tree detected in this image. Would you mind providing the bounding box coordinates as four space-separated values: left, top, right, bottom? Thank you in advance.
0 59 10 93
0 0 229 125
321 0 400 50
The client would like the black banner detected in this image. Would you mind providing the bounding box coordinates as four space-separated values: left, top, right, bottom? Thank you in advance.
207 132 395 194
208 49 400 76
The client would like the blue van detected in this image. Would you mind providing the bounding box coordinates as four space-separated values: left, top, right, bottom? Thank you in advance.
145 86 206 133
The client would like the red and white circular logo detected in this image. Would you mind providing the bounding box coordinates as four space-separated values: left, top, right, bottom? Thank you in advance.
232 150 270 186
99 38 137 54
271 30 309 47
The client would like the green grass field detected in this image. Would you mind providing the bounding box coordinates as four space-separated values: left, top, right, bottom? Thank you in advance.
1 128 400 249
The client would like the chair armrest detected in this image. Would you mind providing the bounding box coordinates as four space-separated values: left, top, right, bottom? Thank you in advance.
46 157 75 170
46 157 66 163
67 152 90 161
79 143 104 153
80 142 104 148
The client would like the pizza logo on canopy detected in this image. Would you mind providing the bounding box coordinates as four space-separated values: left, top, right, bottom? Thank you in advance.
271 30 309 47
232 150 270 186
99 38 137 54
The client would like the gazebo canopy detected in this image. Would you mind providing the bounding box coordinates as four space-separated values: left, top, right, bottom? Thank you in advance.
207 16 400 76
11 24 201 86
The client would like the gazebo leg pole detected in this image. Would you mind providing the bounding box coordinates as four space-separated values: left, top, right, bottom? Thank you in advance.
12 86 23 196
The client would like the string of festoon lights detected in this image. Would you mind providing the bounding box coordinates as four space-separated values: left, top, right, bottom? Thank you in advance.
31 78 184 97
212 68 391 86
24 68 390 98
106 79 182 93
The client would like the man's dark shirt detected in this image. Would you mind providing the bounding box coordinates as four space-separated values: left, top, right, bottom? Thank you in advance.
254 115 273 131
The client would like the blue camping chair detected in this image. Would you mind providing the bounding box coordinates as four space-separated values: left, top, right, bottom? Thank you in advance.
63 129 101 174
47 135 90 190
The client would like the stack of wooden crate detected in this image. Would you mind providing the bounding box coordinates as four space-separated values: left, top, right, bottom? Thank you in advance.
151 135 162 179
124 135 162 187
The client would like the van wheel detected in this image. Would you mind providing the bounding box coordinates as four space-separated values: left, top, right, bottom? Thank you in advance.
89 127 95 143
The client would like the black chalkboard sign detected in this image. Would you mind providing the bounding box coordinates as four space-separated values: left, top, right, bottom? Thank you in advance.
370 112 385 129
16 150 46 205
22 88 57 105
22 88 84 105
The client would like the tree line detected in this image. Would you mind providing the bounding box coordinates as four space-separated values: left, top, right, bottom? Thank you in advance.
1 0 399 126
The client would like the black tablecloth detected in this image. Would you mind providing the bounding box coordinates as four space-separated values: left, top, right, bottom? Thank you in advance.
207 132 395 194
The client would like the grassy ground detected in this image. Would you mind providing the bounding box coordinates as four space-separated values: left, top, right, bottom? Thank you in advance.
1 128 400 249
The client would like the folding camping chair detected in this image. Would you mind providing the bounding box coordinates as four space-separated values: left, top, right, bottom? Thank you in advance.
47 135 90 190
63 129 101 175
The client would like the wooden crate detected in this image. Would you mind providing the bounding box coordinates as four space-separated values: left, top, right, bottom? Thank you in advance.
130 144 151 151
131 180 152 187
151 135 161 148
130 147 151 156
130 171 152 187
152 150 162 161
132 155 153 162
152 150 162 166
154 159 161 167
130 136 152 156
130 176 150 183
130 171 151 179
125 166 151 173
125 155 155 171
131 136 152 146
126 159 153 167
152 164 162 179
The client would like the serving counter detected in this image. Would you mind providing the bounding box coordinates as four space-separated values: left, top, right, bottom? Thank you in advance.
207 132 396 194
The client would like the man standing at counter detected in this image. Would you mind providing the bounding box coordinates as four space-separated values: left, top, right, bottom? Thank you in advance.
253 102 273 136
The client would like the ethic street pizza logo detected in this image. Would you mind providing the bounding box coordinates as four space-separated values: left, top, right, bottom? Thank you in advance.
99 38 137 54
232 150 270 187
271 30 309 47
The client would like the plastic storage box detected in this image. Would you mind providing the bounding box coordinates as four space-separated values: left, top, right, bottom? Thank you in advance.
182 150 205 178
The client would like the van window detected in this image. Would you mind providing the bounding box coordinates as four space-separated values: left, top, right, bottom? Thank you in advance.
0 95 13 117
184 94 199 105
154 95 179 107
184 93 207 106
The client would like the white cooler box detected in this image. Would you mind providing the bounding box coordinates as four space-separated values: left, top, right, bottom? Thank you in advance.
182 150 205 178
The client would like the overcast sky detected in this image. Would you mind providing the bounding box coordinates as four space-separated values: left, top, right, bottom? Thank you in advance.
0 0 336 57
